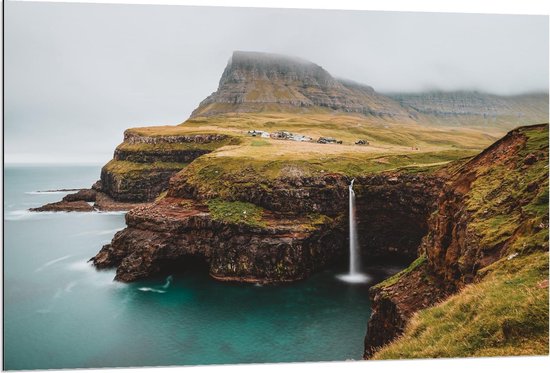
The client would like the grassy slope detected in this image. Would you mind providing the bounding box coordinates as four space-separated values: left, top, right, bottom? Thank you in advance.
116 136 239 153
103 160 189 177
106 112 512 203
125 113 505 199
126 112 504 149
467 125 549 255
206 199 266 228
373 252 549 358
372 124 549 359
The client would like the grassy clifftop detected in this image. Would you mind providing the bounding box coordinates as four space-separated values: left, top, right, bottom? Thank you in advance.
136 112 502 201
100 111 522 209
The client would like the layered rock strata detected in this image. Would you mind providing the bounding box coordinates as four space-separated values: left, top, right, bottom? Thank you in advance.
30 189 147 212
92 197 346 283
391 91 549 126
191 51 413 119
91 171 444 283
96 132 233 202
32 133 235 211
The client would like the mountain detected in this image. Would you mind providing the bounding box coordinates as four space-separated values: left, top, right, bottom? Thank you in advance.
390 91 549 126
190 51 412 119
191 51 548 128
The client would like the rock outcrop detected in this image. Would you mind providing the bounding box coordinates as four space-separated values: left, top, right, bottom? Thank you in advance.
31 132 236 211
30 199 95 212
92 197 346 283
95 132 234 202
30 189 147 212
96 167 180 203
363 123 549 358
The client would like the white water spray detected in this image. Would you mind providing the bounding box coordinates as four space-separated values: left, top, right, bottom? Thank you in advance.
337 179 370 284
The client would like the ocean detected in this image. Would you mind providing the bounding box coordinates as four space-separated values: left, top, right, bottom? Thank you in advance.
3 165 398 370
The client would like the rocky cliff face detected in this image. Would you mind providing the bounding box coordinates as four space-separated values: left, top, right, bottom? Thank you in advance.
420 123 548 289
91 169 444 283
191 51 412 119
92 197 347 283
354 173 445 260
391 91 549 128
94 132 234 202
33 131 238 211
364 123 549 358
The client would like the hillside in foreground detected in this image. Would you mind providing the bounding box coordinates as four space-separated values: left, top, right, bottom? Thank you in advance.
368 124 548 359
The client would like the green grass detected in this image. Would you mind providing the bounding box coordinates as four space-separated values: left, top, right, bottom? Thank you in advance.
179 112 505 148
523 124 550 153
116 137 239 153
173 148 477 201
373 256 427 290
119 111 503 202
103 160 188 177
109 112 507 200
124 126 237 138
206 199 266 228
250 139 271 147
155 191 168 202
373 251 549 359
464 125 549 254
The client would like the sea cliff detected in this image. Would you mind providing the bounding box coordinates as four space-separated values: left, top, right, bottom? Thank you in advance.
364 123 549 358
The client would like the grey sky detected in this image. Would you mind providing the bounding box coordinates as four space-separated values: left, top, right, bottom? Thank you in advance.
4 1 549 163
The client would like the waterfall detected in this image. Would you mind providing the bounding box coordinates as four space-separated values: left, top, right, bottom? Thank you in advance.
337 179 369 284
349 179 359 275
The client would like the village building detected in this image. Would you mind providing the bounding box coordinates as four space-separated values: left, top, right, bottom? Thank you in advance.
248 130 271 138
290 134 313 142
317 137 342 144
271 131 292 140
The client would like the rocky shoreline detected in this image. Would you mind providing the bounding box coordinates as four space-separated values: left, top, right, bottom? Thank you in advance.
30 188 147 212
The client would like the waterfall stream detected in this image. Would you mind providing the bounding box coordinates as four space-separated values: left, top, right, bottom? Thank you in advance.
349 179 359 274
337 179 370 284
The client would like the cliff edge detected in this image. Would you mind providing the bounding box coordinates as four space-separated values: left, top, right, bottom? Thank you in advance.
365 123 549 359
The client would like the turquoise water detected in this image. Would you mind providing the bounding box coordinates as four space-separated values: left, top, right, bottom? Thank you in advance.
3 165 401 370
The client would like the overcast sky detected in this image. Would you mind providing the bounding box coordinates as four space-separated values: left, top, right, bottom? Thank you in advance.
4 1 549 163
